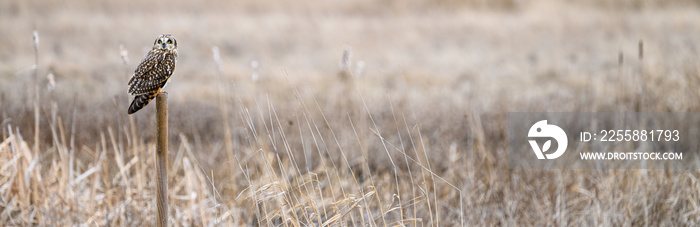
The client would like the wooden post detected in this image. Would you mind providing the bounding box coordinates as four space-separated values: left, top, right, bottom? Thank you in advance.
156 93 168 227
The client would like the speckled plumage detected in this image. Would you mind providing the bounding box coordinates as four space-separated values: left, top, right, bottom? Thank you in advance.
127 34 178 114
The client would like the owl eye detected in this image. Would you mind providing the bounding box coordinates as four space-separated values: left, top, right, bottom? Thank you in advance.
167 40 172 44
158 40 163 44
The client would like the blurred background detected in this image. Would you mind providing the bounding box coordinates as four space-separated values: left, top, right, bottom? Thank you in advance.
3 0 700 225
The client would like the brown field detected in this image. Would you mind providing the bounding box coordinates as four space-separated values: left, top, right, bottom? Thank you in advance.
3 0 700 225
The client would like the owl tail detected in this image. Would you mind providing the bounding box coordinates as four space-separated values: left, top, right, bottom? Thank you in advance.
127 93 156 114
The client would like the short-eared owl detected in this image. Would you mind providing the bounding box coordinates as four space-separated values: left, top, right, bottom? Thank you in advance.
127 34 178 114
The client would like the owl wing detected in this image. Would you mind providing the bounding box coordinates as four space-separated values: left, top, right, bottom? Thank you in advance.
127 50 173 96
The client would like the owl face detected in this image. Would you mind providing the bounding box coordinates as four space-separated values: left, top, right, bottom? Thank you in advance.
153 34 177 51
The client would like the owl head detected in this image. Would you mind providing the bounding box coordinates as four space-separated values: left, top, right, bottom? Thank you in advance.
153 34 177 51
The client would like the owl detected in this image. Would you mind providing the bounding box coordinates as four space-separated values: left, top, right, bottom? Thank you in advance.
127 34 178 114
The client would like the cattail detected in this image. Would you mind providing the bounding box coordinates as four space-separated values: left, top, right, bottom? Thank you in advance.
354 60 365 78
339 46 352 72
251 60 259 82
618 51 623 66
448 142 458 163
32 30 39 49
638 40 643 60
119 44 129 65
211 46 223 74
338 46 352 79
46 72 55 91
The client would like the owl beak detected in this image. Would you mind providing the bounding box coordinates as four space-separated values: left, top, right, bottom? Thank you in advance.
161 43 167 49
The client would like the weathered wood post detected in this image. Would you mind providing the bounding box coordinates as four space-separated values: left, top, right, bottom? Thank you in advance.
156 93 168 227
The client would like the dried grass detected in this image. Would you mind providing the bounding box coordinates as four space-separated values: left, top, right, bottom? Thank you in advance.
3 0 700 226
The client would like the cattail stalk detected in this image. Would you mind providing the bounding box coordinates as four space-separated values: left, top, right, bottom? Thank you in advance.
30 31 42 223
212 46 233 160
638 40 645 112
32 30 40 158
